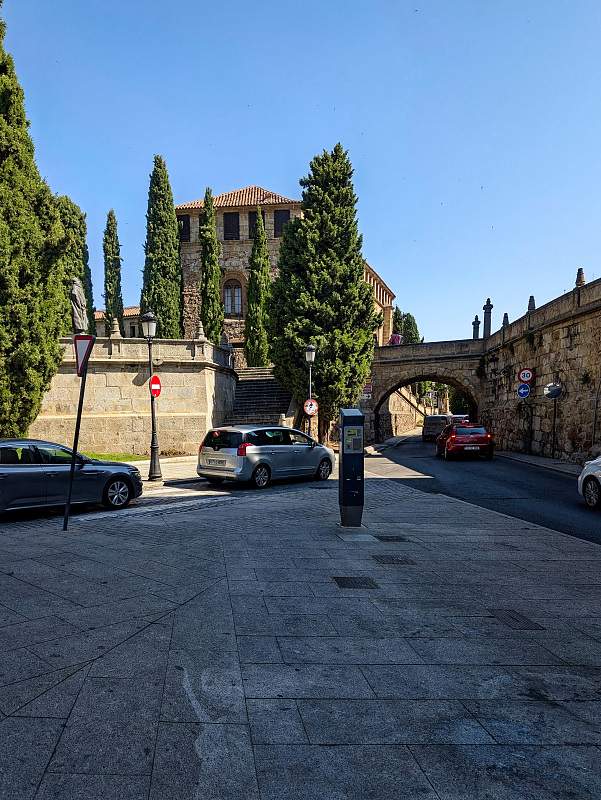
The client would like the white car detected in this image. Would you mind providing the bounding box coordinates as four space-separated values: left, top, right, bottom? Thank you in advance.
578 456 601 509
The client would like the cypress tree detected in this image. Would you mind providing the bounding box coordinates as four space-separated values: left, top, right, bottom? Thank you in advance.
103 210 124 335
0 5 71 436
244 207 270 366
392 306 403 335
269 143 381 440
56 196 95 333
402 312 421 344
140 155 181 338
198 187 223 343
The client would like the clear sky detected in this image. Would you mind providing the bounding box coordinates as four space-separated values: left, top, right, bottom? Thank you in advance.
4 0 601 341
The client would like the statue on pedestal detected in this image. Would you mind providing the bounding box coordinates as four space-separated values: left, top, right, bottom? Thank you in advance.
70 278 89 334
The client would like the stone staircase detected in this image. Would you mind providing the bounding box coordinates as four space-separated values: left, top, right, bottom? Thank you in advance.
225 368 293 426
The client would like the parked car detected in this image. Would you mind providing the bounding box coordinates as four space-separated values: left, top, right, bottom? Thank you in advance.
436 424 495 460
422 414 453 442
197 425 335 489
578 456 601 509
0 439 143 513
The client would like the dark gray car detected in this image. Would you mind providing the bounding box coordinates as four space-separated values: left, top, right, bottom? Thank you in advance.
0 439 143 513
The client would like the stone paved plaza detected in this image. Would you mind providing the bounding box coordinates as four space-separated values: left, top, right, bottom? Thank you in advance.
1 452 601 798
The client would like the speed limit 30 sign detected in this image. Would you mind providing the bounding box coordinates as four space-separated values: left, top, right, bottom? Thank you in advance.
518 368 534 383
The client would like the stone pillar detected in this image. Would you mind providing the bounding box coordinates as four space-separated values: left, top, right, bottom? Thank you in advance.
472 315 481 340
576 267 586 287
483 299 493 338
528 295 536 312
109 318 122 339
502 313 509 328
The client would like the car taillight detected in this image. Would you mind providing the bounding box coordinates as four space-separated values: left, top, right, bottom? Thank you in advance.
237 442 251 456
449 435 456 441
486 433 492 439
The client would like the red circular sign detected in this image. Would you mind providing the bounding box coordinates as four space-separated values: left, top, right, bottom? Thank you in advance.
518 368 534 383
150 375 161 398
304 398 318 416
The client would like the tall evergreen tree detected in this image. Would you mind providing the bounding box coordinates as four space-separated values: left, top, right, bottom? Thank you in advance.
103 210 124 335
392 306 403 335
56 196 95 333
140 155 181 338
244 207 270 366
198 187 223 344
0 5 71 436
402 312 421 344
268 143 381 440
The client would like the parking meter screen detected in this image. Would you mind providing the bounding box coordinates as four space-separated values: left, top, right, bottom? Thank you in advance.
343 426 363 454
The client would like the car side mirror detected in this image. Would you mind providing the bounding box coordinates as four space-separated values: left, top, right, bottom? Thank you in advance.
310 440 316 448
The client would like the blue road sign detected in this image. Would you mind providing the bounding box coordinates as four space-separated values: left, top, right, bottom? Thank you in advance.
517 383 531 399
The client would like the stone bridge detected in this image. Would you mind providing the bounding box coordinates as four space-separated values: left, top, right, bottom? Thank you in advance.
364 271 601 463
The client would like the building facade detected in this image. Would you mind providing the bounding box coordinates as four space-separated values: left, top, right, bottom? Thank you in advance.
176 185 395 364
95 306 142 338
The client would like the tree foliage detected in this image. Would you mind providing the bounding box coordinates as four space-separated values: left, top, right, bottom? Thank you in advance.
401 312 421 344
244 208 270 366
268 143 381 439
140 155 181 338
198 187 223 344
392 306 403 335
0 7 72 436
103 210 124 335
56 196 94 333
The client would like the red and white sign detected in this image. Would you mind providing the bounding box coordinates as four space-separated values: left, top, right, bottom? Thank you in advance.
304 398 318 417
518 368 534 383
73 334 95 377
150 375 161 398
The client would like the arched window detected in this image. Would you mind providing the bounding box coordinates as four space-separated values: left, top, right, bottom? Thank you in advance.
224 280 242 317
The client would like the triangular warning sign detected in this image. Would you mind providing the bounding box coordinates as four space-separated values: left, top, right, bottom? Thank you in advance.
74 334 95 377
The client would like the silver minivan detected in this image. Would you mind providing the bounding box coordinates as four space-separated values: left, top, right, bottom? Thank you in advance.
422 414 453 442
197 425 335 488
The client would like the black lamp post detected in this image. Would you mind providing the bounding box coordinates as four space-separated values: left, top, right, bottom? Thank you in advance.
305 344 316 437
140 311 162 481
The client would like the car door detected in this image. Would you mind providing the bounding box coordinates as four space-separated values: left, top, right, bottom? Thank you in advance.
0 443 46 510
35 444 101 505
258 429 295 478
289 430 318 475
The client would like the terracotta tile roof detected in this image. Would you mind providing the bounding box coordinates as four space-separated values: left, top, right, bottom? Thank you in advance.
176 185 300 212
94 305 140 320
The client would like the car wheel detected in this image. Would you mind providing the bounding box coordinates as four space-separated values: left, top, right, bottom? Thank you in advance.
316 459 332 481
102 477 132 509
252 464 271 489
583 477 601 509
485 447 494 460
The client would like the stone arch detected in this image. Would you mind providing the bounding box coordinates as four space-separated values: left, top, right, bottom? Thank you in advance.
369 363 483 442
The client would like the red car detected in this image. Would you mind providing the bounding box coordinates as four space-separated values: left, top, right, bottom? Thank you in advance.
436 423 494 460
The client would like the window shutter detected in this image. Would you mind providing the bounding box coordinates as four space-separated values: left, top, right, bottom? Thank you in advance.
177 215 191 242
223 212 240 240
274 209 290 238
248 210 266 239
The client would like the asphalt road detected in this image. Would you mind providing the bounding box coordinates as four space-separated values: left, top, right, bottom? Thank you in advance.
381 434 601 545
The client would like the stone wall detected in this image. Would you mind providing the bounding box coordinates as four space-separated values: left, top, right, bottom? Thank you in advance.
30 338 237 456
479 279 601 463
373 387 425 440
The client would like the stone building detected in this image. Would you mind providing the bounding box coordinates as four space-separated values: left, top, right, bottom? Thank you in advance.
95 307 142 338
175 185 394 365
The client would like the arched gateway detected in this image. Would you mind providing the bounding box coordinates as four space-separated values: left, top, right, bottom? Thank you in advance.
363 339 485 442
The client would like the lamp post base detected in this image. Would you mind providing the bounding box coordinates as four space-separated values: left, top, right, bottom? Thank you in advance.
148 445 162 482
339 505 364 528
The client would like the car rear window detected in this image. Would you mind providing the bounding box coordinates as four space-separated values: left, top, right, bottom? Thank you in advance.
456 427 487 435
203 430 243 450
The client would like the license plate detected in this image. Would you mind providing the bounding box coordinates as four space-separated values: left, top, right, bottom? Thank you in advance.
464 446 480 451
207 458 226 466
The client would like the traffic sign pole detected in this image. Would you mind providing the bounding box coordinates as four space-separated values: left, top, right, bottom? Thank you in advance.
63 336 95 531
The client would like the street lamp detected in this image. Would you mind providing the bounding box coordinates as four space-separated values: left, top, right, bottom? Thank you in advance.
140 311 162 481
305 344 316 437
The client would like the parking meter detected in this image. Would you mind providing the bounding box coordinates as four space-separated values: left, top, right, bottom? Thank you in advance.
339 408 365 527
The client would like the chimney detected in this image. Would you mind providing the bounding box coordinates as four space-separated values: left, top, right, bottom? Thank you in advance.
528 295 536 312
502 313 509 328
576 267 586 287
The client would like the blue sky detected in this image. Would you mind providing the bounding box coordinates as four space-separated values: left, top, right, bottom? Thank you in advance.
4 0 601 341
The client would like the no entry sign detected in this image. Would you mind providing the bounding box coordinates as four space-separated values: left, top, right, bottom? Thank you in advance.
304 398 318 416
150 375 161 398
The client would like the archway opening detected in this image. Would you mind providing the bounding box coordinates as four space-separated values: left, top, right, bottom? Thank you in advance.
373 374 479 443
